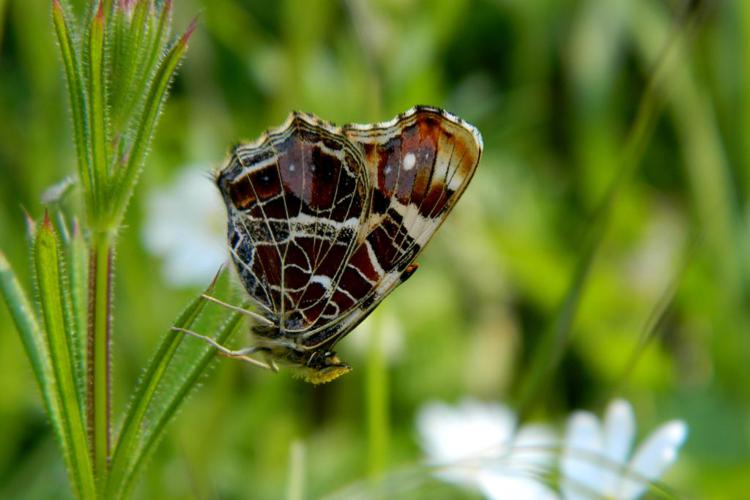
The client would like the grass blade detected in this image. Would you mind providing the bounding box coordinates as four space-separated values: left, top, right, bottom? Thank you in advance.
610 234 696 397
106 271 219 496
34 215 95 499
120 304 245 497
515 3 701 420
52 0 94 219
109 17 195 227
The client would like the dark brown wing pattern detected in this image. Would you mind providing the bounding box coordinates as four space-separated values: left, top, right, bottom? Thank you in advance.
217 113 370 331
217 106 482 350
297 106 483 349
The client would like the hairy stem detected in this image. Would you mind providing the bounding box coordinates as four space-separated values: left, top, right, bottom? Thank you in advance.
87 234 112 483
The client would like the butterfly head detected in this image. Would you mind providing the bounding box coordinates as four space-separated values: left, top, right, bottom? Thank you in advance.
285 347 351 384
254 331 351 384
288 349 350 384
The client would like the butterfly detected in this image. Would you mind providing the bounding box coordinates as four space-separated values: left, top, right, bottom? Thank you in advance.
180 106 482 383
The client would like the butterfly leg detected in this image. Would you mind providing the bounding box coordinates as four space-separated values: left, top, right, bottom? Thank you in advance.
199 294 274 326
171 326 277 371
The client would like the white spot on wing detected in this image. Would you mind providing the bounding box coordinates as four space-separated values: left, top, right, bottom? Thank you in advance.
403 152 416 171
310 275 332 290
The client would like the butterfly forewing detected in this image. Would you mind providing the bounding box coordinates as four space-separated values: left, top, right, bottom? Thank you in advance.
297 108 483 347
218 114 370 331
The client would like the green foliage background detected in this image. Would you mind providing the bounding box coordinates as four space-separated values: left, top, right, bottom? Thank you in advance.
1 0 748 497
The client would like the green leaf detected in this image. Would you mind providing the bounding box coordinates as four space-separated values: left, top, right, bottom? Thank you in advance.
67 220 89 405
108 17 195 228
33 216 96 499
106 0 129 130
87 1 109 223
118 0 172 134
0 251 51 416
52 0 94 221
120 300 245 497
110 0 154 132
0 252 80 498
106 271 217 496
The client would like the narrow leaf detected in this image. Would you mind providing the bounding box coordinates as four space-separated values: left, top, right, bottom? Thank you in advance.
67 220 89 412
120 303 244 497
34 216 96 499
106 0 129 129
118 0 172 133
87 1 109 219
110 0 152 130
52 0 95 219
47 215 86 411
0 251 50 411
0 251 78 496
109 18 195 227
106 271 217 496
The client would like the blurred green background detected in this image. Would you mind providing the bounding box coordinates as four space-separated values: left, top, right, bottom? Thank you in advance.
1 0 749 498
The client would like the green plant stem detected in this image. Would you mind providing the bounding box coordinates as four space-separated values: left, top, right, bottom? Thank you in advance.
366 313 388 480
286 440 305 500
88 234 112 483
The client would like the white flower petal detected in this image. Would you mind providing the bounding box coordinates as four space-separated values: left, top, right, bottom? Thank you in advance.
478 469 559 500
617 420 688 499
512 424 558 469
416 399 518 490
561 411 605 500
417 399 516 461
601 399 636 494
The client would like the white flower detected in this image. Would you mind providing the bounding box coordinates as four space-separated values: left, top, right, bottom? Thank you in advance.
417 399 557 500
561 399 688 500
142 166 227 287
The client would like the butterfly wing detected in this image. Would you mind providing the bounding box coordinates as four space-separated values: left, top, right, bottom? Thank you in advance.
217 113 371 330
297 106 483 349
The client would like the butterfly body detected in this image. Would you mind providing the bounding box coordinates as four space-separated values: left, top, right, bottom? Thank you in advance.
216 106 482 383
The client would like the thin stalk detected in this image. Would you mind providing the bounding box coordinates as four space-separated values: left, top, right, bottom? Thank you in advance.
87 234 112 482
286 440 305 500
366 313 388 480
515 2 702 420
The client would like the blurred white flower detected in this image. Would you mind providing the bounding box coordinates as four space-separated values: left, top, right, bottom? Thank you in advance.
417 399 557 500
561 399 688 500
142 165 227 287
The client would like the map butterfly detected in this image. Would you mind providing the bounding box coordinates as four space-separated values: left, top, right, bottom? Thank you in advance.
188 106 482 383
